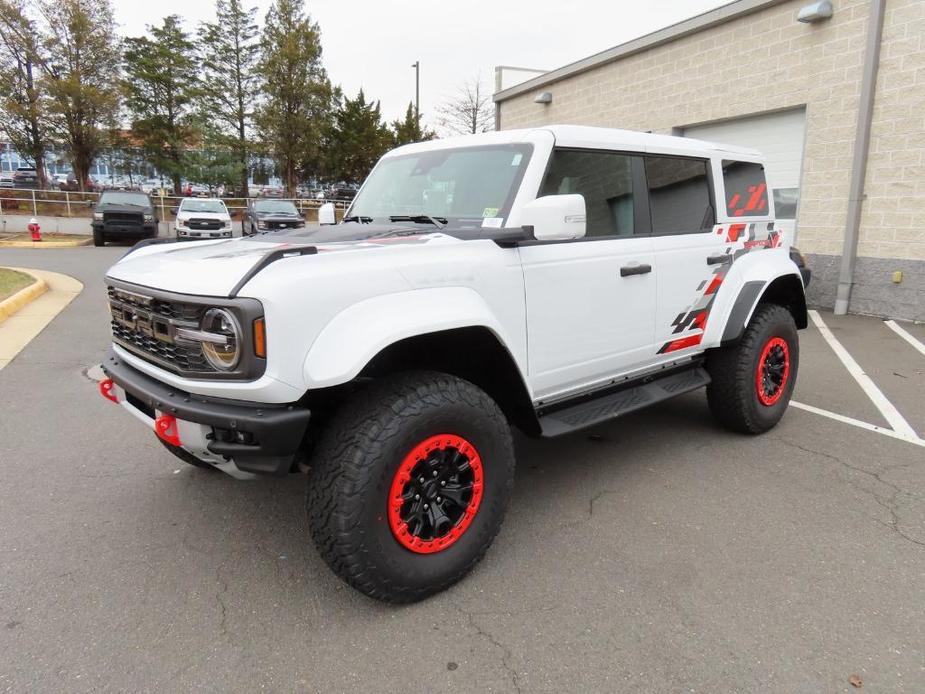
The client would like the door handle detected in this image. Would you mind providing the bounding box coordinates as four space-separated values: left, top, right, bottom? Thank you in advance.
707 254 732 265
620 263 652 277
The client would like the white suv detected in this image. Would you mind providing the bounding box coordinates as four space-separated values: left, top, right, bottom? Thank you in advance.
174 197 233 240
99 125 807 602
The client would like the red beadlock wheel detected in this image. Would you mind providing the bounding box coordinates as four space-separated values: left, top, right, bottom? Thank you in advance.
755 336 791 406
387 434 484 554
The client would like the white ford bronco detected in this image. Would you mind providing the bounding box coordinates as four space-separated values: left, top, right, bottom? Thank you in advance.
99 125 807 602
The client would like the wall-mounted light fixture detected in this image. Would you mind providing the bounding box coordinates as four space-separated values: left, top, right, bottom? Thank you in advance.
798 0 833 23
534 91 553 104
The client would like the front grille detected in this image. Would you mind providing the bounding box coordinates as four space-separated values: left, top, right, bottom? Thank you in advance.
188 218 223 230
108 286 215 375
104 212 144 229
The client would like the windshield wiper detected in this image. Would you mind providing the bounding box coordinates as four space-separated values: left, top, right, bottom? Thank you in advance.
389 215 447 229
343 215 373 224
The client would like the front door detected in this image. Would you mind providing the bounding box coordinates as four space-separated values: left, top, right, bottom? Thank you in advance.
520 148 656 402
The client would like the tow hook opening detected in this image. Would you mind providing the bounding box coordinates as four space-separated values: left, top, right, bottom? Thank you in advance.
155 415 181 447
99 378 119 403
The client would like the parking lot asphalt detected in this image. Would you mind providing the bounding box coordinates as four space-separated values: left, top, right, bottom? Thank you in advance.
1 247 923 693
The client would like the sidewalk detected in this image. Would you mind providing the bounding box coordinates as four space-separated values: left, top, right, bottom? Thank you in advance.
0 267 83 370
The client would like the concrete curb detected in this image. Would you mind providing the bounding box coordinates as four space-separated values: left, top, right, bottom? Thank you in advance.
0 270 48 324
0 237 93 248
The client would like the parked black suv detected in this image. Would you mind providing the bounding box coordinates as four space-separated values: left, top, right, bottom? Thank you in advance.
243 199 306 234
91 190 158 246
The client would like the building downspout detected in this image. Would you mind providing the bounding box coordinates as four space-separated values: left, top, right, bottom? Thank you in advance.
834 0 886 315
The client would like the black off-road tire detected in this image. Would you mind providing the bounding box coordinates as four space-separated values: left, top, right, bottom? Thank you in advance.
158 438 216 470
306 370 515 603
706 303 799 434
93 229 105 247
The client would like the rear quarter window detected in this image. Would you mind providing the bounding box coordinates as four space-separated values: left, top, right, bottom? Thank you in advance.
722 160 769 217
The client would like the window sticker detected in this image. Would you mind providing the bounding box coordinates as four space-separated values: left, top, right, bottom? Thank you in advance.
482 207 500 218
511 153 523 166
481 217 504 229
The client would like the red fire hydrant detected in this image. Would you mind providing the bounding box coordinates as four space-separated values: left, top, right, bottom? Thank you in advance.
28 217 41 242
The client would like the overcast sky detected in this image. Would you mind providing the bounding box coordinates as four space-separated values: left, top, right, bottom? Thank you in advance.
112 0 728 129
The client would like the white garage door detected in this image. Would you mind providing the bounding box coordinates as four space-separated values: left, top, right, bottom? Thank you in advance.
682 108 806 240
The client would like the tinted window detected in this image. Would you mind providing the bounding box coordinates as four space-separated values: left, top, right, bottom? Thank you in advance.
773 187 798 219
722 160 769 217
644 156 713 234
540 149 635 237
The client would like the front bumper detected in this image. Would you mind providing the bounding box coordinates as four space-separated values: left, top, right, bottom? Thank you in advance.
176 227 233 241
93 222 157 237
101 347 311 476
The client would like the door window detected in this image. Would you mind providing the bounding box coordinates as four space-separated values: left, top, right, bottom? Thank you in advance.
644 156 714 234
539 149 635 237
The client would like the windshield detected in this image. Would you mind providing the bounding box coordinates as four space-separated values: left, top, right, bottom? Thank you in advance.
100 192 149 207
254 200 298 214
180 199 227 214
348 144 532 228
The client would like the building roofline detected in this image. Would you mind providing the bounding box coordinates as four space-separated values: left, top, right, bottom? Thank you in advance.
493 0 788 103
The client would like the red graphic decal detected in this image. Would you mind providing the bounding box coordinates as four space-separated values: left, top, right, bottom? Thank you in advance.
692 311 708 330
658 334 703 354
705 275 723 295
726 224 746 242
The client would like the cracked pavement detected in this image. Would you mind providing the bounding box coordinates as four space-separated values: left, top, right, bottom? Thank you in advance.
1 247 923 692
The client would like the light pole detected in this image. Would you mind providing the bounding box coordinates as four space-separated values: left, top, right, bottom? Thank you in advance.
411 61 420 128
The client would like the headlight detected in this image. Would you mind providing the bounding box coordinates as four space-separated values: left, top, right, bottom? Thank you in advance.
144 214 154 222
257 220 267 229
175 218 187 229
199 308 241 371
224 220 232 230
93 212 103 221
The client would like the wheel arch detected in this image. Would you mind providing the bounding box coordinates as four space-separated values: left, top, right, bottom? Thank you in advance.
720 272 807 345
357 327 540 436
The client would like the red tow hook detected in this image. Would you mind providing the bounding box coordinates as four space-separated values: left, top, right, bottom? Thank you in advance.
99 378 119 403
154 415 181 447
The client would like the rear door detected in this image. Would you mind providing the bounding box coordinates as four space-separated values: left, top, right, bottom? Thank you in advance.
643 154 727 356
519 148 656 401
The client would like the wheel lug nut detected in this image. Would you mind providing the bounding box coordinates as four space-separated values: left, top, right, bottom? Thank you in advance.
436 496 442 502
419 477 425 484
414 494 420 500
440 480 446 486
423 503 429 509
432 471 438 477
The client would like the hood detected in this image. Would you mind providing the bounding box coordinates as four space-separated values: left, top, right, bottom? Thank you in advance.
177 210 229 220
106 222 445 297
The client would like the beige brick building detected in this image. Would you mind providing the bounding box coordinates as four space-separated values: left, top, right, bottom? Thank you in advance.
494 0 924 320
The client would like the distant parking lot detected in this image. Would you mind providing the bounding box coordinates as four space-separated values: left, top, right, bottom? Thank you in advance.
1 246 923 692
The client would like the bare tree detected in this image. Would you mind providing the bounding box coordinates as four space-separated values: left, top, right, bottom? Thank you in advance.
437 76 494 136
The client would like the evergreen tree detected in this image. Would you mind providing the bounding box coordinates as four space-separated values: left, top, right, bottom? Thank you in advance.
328 89 391 184
38 0 121 190
123 16 199 194
254 0 334 196
198 0 259 196
390 101 436 147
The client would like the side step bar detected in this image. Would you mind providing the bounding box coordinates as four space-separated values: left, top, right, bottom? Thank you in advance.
537 366 711 437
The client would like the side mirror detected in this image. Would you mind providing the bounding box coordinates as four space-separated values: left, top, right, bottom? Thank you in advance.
318 202 336 225
85 200 94 207
170 207 178 215
519 194 586 241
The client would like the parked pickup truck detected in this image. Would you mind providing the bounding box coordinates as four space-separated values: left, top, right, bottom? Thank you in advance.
92 190 158 246
98 125 807 603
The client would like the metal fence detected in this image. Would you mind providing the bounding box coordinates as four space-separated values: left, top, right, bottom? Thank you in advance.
0 188 351 222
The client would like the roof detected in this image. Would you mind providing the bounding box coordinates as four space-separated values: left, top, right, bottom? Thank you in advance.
388 125 761 158
494 0 787 103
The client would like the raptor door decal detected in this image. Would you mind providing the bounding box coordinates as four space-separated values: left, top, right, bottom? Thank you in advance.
657 223 781 354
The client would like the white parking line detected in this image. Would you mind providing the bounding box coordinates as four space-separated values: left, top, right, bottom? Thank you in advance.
808 310 919 441
884 319 925 358
790 401 925 448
